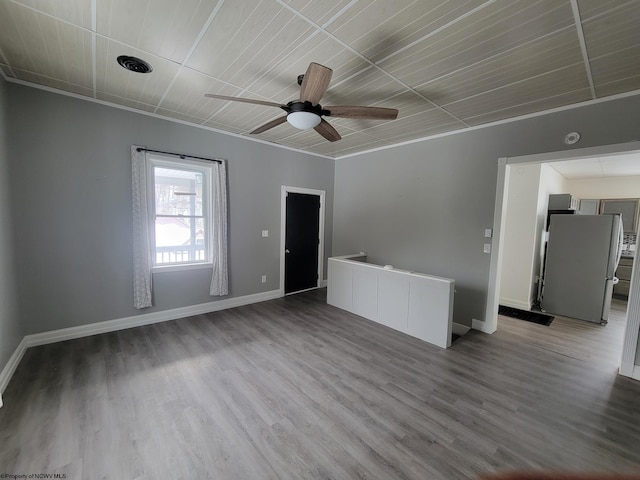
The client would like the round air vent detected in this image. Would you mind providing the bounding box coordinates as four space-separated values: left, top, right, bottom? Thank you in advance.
117 55 153 73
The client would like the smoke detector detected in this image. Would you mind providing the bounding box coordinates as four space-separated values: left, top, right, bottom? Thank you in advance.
563 131 581 145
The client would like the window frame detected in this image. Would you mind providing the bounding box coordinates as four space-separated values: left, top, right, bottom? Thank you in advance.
146 153 214 272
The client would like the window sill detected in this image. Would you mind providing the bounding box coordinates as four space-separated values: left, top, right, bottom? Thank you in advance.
152 262 213 274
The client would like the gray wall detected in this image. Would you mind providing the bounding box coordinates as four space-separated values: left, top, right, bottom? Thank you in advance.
6 83 334 335
0 78 22 372
333 95 640 328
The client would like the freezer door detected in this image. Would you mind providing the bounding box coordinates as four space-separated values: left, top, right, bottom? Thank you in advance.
541 214 614 323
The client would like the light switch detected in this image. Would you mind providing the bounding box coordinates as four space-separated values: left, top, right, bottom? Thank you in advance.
484 228 492 238
261 230 269 237
483 244 491 254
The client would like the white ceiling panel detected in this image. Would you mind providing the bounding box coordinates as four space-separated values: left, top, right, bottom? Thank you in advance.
156 67 243 120
304 131 392 157
248 35 371 101
444 64 590 120
96 37 180 106
321 66 406 107
281 0 357 28
580 1 640 59
359 108 466 144
600 154 640 176
186 0 315 88
11 0 93 29
550 153 640 179
416 28 583 105
378 1 575 87
95 91 156 113
590 45 640 97
550 158 605 179
10 66 94 97
1 0 639 157
0 1 93 88
462 88 592 126
329 0 490 62
96 0 221 64
203 102 286 134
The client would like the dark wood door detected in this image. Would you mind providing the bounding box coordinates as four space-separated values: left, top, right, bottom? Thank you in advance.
285 192 320 294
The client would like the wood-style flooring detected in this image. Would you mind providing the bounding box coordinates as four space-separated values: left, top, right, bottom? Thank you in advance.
0 290 639 479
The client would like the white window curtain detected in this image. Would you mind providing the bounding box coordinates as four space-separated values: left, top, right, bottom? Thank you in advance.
210 160 229 296
131 145 153 309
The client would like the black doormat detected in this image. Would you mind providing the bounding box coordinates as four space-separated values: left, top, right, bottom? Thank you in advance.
498 305 554 326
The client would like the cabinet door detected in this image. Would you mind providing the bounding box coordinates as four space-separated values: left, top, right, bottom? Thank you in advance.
578 199 600 215
600 199 639 232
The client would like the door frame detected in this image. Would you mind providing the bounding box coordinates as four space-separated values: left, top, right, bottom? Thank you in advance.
485 140 640 380
280 186 326 296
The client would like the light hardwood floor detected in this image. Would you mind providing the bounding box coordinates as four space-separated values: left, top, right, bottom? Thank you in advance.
0 291 639 479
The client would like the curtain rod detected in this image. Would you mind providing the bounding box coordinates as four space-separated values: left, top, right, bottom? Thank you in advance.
136 147 222 164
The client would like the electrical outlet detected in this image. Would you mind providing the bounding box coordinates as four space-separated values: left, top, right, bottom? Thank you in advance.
261 275 267 283
484 228 492 238
261 230 269 237
483 244 491 254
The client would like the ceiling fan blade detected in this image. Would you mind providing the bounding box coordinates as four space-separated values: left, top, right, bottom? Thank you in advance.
205 93 283 108
314 119 341 142
250 116 288 134
324 105 399 120
299 62 333 105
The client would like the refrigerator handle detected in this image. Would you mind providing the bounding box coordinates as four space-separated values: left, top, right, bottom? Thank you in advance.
615 216 623 269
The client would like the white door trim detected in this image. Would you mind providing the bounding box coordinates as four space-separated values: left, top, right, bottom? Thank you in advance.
280 186 326 296
485 141 640 379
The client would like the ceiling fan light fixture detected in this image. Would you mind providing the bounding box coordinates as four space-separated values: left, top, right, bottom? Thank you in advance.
287 111 321 130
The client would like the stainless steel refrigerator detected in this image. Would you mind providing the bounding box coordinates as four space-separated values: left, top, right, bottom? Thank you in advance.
541 214 623 324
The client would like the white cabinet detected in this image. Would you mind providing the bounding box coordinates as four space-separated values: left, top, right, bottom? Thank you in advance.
600 199 639 233
549 193 579 210
327 255 455 349
578 199 600 215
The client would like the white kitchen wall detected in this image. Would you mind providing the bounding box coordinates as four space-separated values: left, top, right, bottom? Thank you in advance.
499 163 568 310
499 164 543 310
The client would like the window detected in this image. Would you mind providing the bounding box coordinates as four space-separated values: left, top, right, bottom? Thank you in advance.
132 145 228 308
148 155 213 267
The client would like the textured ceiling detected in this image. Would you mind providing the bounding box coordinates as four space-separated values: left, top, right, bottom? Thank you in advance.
0 0 639 158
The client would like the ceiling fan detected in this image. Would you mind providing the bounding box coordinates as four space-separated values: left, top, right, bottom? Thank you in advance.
205 62 399 142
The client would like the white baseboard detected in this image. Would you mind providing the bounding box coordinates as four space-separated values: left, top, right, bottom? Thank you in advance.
25 290 282 348
0 289 282 402
319 279 327 288
0 336 28 404
452 323 470 336
633 365 640 382
498 298 532 311
472 317 497 334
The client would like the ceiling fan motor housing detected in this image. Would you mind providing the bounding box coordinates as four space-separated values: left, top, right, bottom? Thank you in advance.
281 100 329 117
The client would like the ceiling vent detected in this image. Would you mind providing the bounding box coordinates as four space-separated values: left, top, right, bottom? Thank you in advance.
117 55 153 73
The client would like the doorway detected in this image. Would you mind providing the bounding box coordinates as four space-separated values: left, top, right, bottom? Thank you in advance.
280 186 325 295
485 141 640 380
